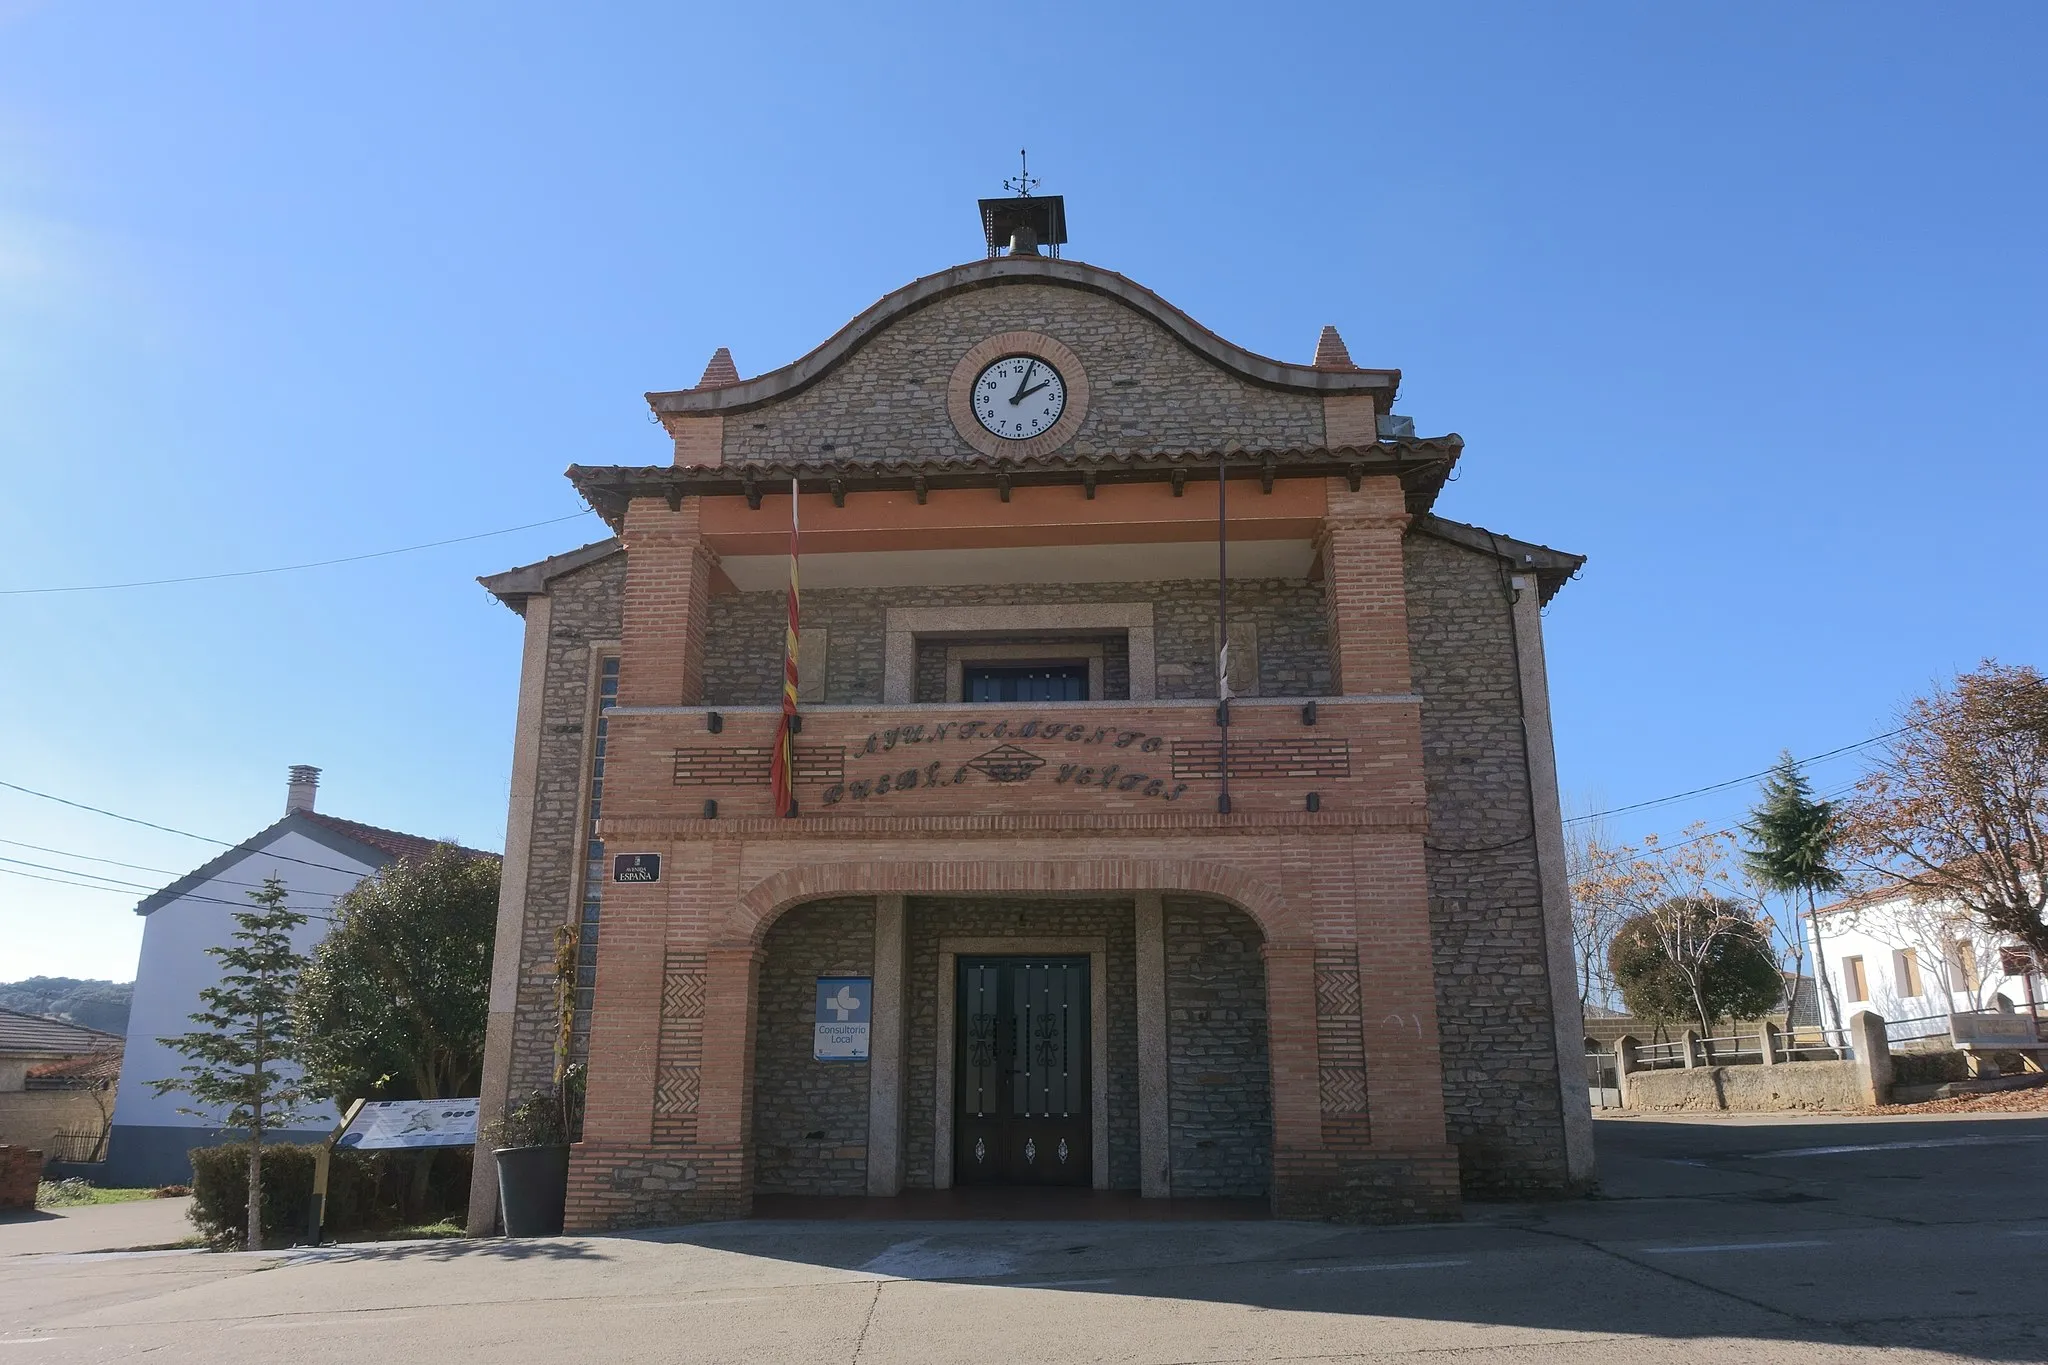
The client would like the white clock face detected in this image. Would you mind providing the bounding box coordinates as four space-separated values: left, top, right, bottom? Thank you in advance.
971 355 1067 440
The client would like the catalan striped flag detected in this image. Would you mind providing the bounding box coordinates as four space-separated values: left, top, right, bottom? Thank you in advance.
769 477 801 818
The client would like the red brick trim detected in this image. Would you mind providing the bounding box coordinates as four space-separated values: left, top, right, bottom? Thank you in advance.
1172 738 1350 780
719 856 1290 950
602 806 1425 840
671 746 845 785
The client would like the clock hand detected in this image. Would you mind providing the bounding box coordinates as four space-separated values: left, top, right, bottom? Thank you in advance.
1008 359 1038 405
1014 381 1051 401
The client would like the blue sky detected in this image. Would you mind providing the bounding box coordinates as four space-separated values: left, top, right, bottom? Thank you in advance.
2 3 2042 981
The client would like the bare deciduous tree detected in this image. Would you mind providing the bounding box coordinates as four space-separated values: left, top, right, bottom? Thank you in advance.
1842 661 2048 965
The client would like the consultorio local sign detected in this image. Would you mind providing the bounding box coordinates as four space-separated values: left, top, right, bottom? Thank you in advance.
820 714 1188 808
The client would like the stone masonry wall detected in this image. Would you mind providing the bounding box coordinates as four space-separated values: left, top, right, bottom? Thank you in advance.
512 551 625 1099
702 580 1330 706
1404 532 1569 1196
720 282 1326 462
903 897 1140 1190
753 898 876 1195
1163 896 1272 1197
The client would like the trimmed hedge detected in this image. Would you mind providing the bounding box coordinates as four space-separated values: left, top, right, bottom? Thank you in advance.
189 1142 471 1249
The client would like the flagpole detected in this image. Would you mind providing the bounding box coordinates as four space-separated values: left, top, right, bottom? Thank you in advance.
1217 451 1231 816
771 476 801 818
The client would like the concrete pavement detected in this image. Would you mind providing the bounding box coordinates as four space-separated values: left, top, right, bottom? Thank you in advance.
0 1197 194 1258
1 1114 2043 1363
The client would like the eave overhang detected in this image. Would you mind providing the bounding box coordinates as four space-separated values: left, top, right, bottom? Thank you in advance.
646 258 1402 418
567 438 1464 534
1415 515 1586 604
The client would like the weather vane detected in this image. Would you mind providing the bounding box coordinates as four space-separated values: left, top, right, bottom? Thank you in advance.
1003 148 1039 198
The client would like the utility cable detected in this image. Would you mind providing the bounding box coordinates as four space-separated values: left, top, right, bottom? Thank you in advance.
0 510 597 595
0 777 476 880
1563 729 1906 825
0 865 334 920
0 838 348 891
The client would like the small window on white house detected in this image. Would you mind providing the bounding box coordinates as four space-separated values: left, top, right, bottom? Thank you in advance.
1843 956 1868 1004
1894 948 1924 998
1951 941 1981 992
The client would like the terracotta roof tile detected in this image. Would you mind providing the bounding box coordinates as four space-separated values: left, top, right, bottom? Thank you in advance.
297 812 495 865
26 1047 122 1083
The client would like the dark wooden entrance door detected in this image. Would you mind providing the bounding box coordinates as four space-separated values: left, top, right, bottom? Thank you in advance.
954 956 1091 1187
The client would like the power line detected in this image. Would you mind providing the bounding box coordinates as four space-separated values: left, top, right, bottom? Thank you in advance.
0 777 422 881
1563 729 1904 825
0 510 597 595
0 865 334 919
0 837 348 892
0 853 340 899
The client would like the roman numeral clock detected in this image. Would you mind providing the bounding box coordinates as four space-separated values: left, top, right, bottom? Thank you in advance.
947 330 1091 459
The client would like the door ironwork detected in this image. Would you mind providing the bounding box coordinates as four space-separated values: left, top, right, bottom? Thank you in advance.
954 956 1090 1187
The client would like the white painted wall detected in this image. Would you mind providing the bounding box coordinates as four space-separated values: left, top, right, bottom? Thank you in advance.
1807 891 2042 1043
111 829 369 1133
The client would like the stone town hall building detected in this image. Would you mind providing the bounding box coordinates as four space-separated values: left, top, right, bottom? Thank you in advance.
469 198 1592 1231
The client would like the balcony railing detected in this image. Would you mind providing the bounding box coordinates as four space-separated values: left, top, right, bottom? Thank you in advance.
599 695 1422 823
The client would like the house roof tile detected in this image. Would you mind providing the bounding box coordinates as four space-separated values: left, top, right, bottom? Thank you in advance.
0 1006 124 1056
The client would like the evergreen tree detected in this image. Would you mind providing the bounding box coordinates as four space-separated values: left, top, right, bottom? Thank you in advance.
1742 753 1846 1036
151 877 310 1251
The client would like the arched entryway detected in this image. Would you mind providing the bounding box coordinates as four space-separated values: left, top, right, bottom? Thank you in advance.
746 890 1271 1205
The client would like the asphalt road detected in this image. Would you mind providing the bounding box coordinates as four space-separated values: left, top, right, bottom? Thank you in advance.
3 1111 2044 1363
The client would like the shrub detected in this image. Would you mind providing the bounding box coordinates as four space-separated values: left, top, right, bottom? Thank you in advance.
188 1142 472 1248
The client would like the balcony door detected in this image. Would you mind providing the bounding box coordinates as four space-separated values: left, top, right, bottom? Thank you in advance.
954 956 1092 1187
962 664 1088 703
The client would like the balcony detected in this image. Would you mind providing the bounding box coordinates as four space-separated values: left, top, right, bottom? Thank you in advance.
597 696 1423 826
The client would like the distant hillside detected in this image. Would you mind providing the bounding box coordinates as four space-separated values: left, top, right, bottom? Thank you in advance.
0 977 132 1035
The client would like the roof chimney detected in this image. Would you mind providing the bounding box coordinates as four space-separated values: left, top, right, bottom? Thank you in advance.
286 765 321 815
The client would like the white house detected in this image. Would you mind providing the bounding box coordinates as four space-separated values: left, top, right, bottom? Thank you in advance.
105 766 486 1187
1806 882 2045 1046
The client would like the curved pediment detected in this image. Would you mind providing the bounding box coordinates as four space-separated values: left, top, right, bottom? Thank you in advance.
647 258 1399 464
649 258 1397 416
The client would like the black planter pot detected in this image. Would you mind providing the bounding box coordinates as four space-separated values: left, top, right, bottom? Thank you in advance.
494 1144 570 1236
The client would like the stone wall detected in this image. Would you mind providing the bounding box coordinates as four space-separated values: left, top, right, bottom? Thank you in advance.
753 899 875 1194
1625 1062 1865 1114
512 551 626 1097
719 283 1326 463
702 580 1330 707
1403 531 1570 1196
1163 896 1271 1196
903 897 1140 1190
0 1091 107 1157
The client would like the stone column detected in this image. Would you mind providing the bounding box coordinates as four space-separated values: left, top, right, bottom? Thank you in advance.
1510 576 1597 1189
1614 1034 1640 1108
1682 1029 1704 1069
867 896 909 1197
1134 892 1170 1198
1759 1021 1782 1066
467 590 553 1236
1319 477 1414 697
1849 1010 1892 1107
